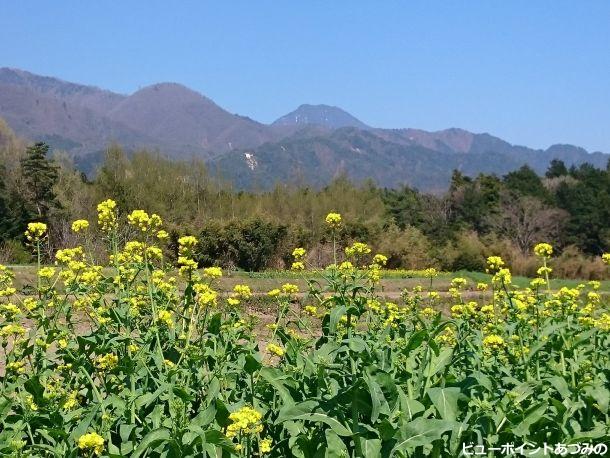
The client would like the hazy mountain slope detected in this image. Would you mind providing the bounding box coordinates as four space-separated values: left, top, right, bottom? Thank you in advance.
0 68 608 191
211 127 609 192
273 104 369 129
0 68 125 114
0 83 155 153
108 83 278 156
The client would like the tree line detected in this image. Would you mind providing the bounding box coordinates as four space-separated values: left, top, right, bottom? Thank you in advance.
0 120 609 278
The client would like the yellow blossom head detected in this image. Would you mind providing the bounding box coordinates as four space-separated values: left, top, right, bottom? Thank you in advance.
25 222 47 242
325 212 342 229
97 199 118 232
266 343 285 357
534 243 553 258
292 247 306 259
71 219 90 233
77 432 104 456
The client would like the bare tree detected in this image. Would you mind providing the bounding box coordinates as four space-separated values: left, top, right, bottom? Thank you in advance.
487 195 567 253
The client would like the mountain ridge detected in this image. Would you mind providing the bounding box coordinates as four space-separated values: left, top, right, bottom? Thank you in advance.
0 67 607 191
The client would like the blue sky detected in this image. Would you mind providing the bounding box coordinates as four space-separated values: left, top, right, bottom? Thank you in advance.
1 1 609 152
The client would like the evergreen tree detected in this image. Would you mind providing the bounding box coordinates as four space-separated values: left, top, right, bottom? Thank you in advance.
20 142 59 220
546 159 568 178
504 165 548 200
0 167 13 240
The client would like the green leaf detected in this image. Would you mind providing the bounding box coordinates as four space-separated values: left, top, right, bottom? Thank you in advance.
359 438 382 457
424 348 453 377
260 367 295 405
244 354 262 374
511 402 547 437
132 428 171 458
329 305 347 334
584 385 609 413
208 313 222 334
546 376 570 400
406 330 428 352
325 430 349 457
427 387 460 421
392 418 455 453
276 403 352 437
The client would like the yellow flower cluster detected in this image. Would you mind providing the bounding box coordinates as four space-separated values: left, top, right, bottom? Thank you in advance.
56 246 85 264
492 268 512 286
95 353 118 371
534 243 553 258
372 254 388 266
77 432 104 456
203 266 223 279
6 360 25 374
486 256 504 272
266 343 285 357
127 210 162 232
292 247 306 259
281 283 299 295
178 236 198 255
97 199 117 232
325 212 342 229
267 288 280 297
345 242 371 257
157 310 174 328
482 334 505 350
260 437 272 454
0 323 27 337
423 268 438 278
194 283 218 307
25 222 47 243
71 219 90 233
603 253 610 265
226 406 264 438
451 277 468 289
233 284 252 300
304 305 317 316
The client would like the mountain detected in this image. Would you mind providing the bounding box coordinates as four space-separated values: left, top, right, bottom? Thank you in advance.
0 68 282 158
272 104 369 129
107 83 277 156
0 67 608 192
210 128 609 193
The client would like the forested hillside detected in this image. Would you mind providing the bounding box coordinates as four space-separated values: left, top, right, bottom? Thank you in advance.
1 120 608 278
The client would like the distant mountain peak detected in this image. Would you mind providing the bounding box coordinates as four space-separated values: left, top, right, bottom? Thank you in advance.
273 104 369 129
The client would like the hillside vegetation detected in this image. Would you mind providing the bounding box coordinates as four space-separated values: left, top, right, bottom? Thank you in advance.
0 121 609 280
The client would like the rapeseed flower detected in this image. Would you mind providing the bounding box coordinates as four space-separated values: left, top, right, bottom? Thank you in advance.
372 254 388 266
97 199 117 232
226 406 263 438
267 288 281 297
486 256 504 272
482 334 505 350
127 210 162 232
325 212 342 229
71 219 89 233
281 283 298 295
233 284 252 300
260 438 272 454
534 243 553 258
291 261 305 271
95 353 118 371
203 266 223 279
157 310 174 327
267 343 285 357
25 222 47 242
77 432 104 456
345 242 371 257
292 247 306 259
